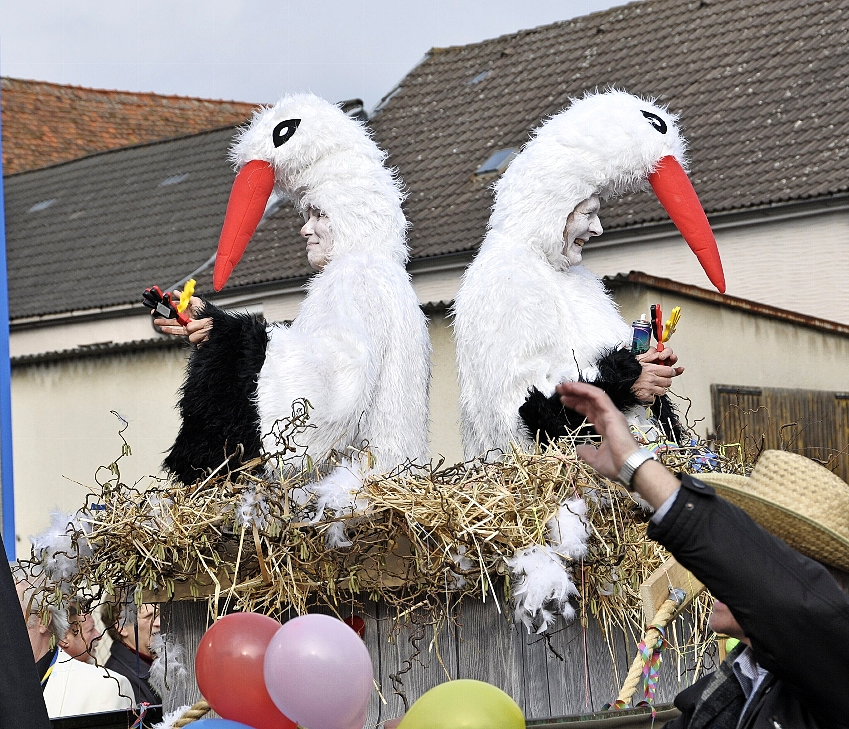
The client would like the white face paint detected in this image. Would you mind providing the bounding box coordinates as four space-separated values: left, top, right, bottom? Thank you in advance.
562 194 603 267
301 207 334 271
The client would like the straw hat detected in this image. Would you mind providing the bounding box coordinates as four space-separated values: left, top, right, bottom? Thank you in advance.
697 450 849 573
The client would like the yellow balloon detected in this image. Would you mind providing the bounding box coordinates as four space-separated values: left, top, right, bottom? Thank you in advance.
397 679 524 729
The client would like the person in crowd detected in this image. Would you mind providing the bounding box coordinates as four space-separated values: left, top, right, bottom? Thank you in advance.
16 579 135 717
556 381 849 729
103 600 161 705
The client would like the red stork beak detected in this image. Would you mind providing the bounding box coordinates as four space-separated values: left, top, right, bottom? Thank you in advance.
648 156 726 293
213 160 276 291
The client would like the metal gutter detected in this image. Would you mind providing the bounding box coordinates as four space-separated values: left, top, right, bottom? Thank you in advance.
607 271 849 338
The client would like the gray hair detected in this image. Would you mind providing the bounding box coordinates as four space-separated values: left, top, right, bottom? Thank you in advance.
18 577 69 643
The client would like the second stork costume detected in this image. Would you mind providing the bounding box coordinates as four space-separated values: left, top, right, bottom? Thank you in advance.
453 90 726 459
164 94 430 482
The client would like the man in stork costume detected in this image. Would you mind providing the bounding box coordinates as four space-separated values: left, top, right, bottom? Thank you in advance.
453 90 726 631
156 95 430 512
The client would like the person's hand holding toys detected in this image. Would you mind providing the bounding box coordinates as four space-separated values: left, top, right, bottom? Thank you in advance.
650 304 681 354
142 278 195 326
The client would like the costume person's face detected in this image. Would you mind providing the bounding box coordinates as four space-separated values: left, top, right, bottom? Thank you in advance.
301 207 334 271
562 194 603 267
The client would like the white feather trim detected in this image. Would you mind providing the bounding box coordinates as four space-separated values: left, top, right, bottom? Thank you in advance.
447 545 473 589
152 705 192 729
507 545 579 634
30 511 92 588
149 632 190 701
235 487 271 530
547 498 590 559
310 458 370 548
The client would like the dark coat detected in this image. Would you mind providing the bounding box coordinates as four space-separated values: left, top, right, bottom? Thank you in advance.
105 639 161 706
0 533 51 729
647 475 849 729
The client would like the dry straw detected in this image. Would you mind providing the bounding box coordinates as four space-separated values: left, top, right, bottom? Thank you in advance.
15 400 752 667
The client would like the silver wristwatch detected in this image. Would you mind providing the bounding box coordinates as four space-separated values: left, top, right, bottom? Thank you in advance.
616 448 658 489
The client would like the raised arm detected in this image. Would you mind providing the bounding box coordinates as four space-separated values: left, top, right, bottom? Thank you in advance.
556 382 849 722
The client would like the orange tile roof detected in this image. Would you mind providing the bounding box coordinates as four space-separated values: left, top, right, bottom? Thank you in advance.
1 77 258 175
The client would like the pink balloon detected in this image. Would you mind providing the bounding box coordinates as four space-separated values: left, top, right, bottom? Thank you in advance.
264 614 373 729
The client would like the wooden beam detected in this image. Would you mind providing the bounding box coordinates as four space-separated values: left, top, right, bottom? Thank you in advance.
640 557 704 626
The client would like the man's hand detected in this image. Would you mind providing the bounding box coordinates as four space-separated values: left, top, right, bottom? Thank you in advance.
555 381 639 479
632 346 684 403
556 381 680 508
153 294 213 345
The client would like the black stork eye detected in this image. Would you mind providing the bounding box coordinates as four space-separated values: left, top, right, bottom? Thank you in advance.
272 118 301 147
640 110 667 135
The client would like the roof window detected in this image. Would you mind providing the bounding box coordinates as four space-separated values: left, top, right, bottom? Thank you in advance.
160 173 190 187
467 70 490 85
28 199 56 213
474 148 517 176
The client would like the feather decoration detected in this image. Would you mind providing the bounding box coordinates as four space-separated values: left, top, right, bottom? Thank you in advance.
310 457 370 548
235 486 271 530
547 497 590 559
152 705 192 729
506 544 579 634
30 511 92 589
149 632 190 701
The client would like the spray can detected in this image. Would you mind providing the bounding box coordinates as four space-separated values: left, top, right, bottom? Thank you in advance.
630 314 652 355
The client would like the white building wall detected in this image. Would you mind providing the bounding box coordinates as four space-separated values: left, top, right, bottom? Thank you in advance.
11 348 186 550
583 208 849 325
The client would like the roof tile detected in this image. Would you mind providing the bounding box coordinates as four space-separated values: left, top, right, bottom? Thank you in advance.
1 78 256 174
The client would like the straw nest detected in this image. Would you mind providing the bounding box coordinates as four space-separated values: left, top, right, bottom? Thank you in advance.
16 400 753 652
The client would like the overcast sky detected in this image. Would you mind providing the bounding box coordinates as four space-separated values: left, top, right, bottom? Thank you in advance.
0 0 622 111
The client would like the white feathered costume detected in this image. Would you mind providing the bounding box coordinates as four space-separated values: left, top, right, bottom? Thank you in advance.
165 94 430 485
453 90 725 631
453 90 725 459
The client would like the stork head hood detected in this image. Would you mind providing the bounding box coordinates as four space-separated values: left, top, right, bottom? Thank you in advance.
490 90 725 292
213 93 408 291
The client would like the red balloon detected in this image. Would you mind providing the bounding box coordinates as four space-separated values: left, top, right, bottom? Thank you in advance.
196 613 296 729
344 615 366 639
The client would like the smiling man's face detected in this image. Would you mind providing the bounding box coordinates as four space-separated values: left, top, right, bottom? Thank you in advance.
562 194 603 267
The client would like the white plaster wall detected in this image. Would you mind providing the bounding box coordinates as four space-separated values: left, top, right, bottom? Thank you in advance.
11 348 186 548
427 312 463 465
11 313 162 358
614 284 849 438
583 209 849 325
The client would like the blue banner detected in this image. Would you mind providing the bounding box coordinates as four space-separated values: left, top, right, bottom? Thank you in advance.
0 70 16 561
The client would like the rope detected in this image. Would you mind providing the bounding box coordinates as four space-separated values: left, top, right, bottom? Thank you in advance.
173 699 211 727
613 591 684 707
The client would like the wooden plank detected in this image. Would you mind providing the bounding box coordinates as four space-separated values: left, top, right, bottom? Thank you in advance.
639 557 704 626
455 595 528 713
545 616 598 715
376 599 459 723
160 600 210 712
518 622 552 720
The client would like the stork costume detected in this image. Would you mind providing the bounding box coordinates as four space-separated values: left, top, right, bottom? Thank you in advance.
165 94 430 483
453 91 725 459
453 91 725 631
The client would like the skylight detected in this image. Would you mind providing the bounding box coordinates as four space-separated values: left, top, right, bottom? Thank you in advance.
28 199 56 213
474 148 517 176
160 173 190 187
467 71 490 86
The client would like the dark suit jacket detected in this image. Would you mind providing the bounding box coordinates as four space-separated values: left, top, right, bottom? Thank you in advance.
649 475 849 729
